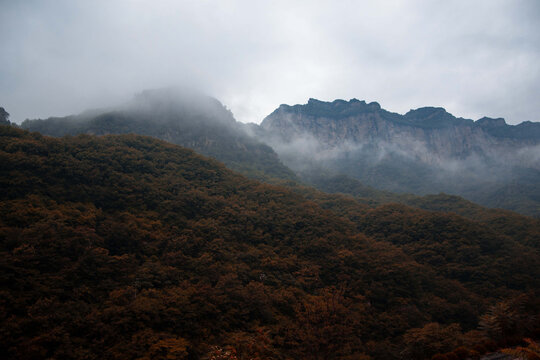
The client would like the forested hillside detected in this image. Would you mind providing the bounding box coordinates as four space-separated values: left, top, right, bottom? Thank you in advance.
21 90 540 220
300 171 540 246
21 89 296 183
1 125 538 359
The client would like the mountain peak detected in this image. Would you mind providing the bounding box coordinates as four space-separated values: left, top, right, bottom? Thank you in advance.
280 98 382 119
405 106 450 118
133 87 221 108
402 107 473 128
305 98 381 109
476 117 507 127
307 98 324 105
129 87 236 125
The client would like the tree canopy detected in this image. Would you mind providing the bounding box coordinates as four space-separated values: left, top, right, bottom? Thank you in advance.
1 125 538 359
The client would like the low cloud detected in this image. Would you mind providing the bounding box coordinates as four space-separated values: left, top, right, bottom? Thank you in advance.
1 1 539 125
263 121 540 196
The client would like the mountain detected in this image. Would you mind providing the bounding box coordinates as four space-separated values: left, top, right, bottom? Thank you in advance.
18 92 539 218
259 98 540 216
17 89 540 219
21 88 296 183
1 125 539 359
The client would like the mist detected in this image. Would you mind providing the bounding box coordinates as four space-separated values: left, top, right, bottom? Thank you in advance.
1 0 540 125
265 127 540 173
266 131 540 213
256 98 540 208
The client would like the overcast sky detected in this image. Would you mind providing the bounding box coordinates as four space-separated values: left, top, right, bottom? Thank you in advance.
1 0 539 124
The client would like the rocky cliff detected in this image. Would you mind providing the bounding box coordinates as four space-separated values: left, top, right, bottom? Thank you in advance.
261 98 539 166
259 98 540 216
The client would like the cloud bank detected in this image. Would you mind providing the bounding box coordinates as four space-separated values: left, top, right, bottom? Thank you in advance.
1 0 539 124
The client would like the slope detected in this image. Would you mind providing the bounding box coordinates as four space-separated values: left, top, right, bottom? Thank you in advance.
1 125 538 360
21 88 297 182
301 171 540 248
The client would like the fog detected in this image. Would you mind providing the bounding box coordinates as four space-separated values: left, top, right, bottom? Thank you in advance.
266 126 540 170
1 0 539 125
266 130 540 199
258 106 540 198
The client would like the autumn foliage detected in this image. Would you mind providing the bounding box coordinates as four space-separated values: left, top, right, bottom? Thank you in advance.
0 125 538 359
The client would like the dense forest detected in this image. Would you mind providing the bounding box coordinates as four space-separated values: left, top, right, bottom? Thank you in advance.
299 170 540 245
1 125 539 359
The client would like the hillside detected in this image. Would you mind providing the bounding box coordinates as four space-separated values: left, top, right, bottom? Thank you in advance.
1 125 539 359
21 88 296 183
300 171 540 248
20 91 540 219
259 98 540 216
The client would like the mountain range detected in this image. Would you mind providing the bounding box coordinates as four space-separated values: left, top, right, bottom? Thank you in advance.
259 98 540 216
21 90 540 217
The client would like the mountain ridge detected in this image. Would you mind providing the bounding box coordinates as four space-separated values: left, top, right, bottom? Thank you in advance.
267 98 538 129
259 98 540 216
21 88 297 183
16 91 540 216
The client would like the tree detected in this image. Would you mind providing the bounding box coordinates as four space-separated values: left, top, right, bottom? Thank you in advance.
402 323 463 360
144 337 190 360
502 339 540 360
0 107 10 125
286 286 368 360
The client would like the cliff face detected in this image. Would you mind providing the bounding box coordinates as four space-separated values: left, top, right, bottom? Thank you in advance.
259 98 540 216
261 98 539 166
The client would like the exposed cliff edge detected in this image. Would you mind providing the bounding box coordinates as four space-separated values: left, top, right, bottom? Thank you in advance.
258 98 540 216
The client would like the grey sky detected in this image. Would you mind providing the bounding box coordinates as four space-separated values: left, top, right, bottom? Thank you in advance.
1 0 539 124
